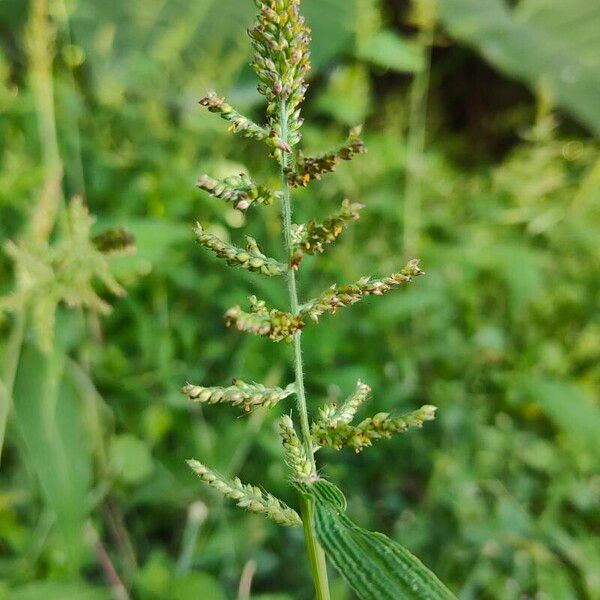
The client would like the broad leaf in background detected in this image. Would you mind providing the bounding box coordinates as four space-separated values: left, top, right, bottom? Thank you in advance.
13 345 94 571
297 481 456 600
437 0 600 134
356 30 424 73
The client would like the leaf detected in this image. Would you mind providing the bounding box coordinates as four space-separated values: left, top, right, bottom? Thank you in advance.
516 376 600 456
296 480 455 600
8 581 110 600
437 0 600 134
12 344 94 570
356 30 424 73
110 433 154 484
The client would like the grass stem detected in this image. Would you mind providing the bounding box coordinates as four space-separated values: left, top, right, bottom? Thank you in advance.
279 101 330 600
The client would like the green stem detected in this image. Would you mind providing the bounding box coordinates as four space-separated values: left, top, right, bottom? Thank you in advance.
279 102 330 600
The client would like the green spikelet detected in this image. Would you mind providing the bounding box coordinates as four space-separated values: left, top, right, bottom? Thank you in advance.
196 173 280 211
278 415 313 480
315 381 372 429
199 92 269 141
312 405 437 453
194 224 285 277
301 260 425 323
183 380 295 412
287 126 367 188
224 296 304 342
290 199 364 268
187 460 302 527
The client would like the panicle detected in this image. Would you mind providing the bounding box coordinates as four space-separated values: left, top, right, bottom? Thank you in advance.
199 92 270 141
300 259 425 322
312 405 437 453
316 381 372 428
286 126 367 188
249 0 311 149
183 380 296 412
194 224 285 277
290 199 364 268
224 296 304 342
187 460 302 527
196 173 280 211
278 415 313 480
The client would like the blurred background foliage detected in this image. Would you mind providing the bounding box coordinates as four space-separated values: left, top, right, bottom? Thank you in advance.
0 0 599 598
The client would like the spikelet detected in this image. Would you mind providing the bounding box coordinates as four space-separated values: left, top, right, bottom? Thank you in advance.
183 380 296 412
278 415 313 480
194 224 285 277
224 296 304 342
249 0 311 153
301 260 425 322
196 173 280 211
312 405 437 453
287 127 367 188
199 92 270 141
187 460 302 527
290 199 364 268
315 381 372 429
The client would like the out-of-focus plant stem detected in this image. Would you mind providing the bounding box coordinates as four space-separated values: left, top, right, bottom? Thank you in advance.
403 24 434 257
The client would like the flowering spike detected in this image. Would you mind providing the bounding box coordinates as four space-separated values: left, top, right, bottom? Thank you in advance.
249 0 311 155
300 260 425 322
286 126 367 188
194 224 286 277
290 199 364 268
187 460 302 527
312 405 437 453
196 173 280 211
316 381 372 429
224 296 304 342
278 415 313 481
183 380 296 412
199 92 270 141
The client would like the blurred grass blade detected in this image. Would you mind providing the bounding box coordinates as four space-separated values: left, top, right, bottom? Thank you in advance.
297 480 456 600
13 343 94 570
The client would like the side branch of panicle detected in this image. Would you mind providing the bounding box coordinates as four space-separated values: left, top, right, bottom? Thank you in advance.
249 0 311 151
200 92 270 141
286 126 367 188
183 380 296 412
300 259 425 322
225 296 303 342
315 381 372 429
197 173 280 211
290 199 364 268
187 460 302 527
195 224 286 277
278 415 313 480
312 405 437 453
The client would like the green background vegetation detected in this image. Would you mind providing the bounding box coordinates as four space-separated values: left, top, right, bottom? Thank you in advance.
1 0 599 598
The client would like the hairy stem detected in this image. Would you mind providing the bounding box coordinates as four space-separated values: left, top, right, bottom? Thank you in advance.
279 102 330 600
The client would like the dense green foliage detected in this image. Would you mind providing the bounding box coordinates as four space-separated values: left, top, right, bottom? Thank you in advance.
1 0 599 598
